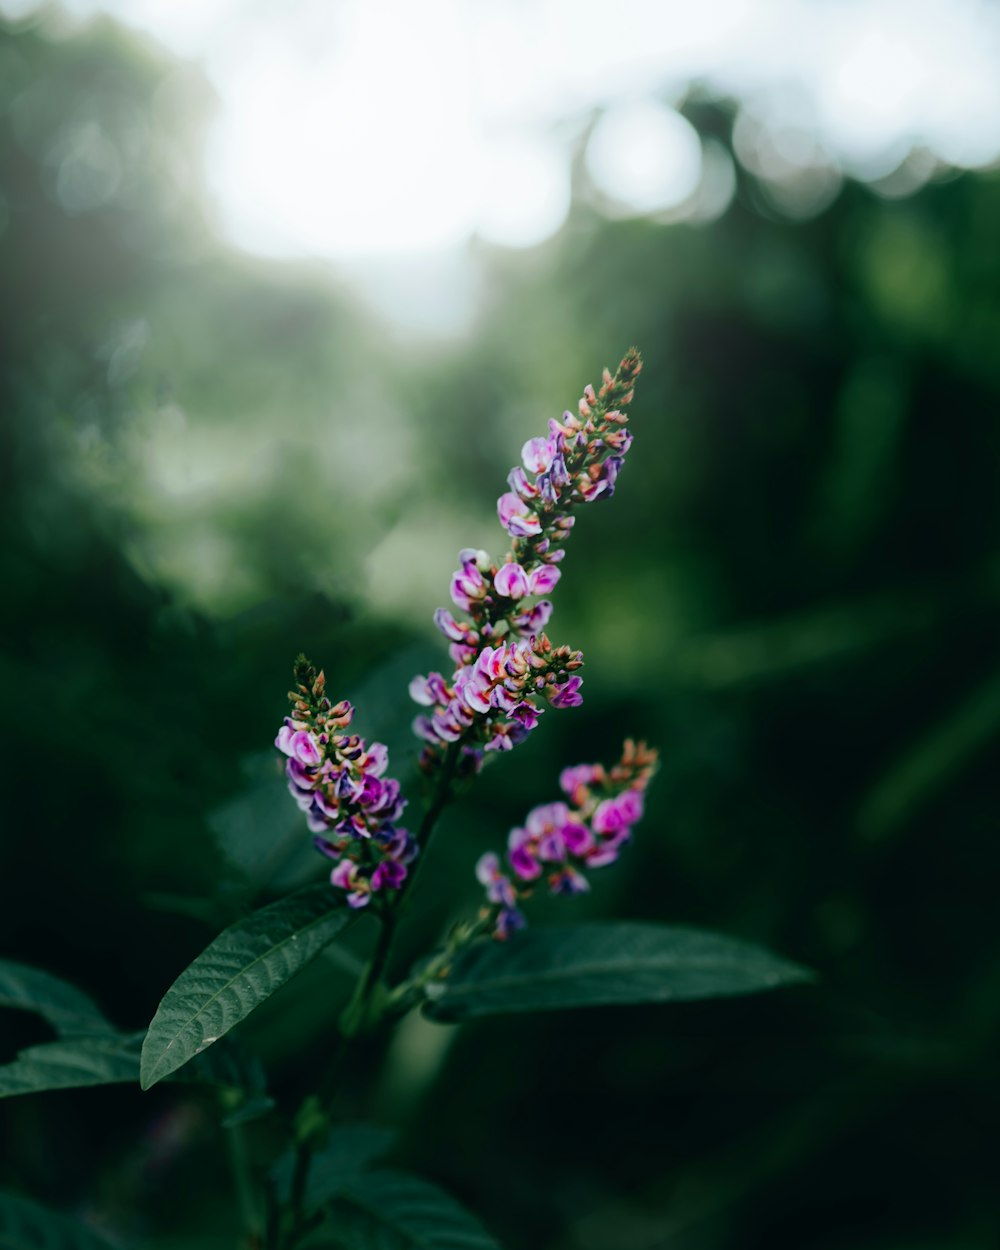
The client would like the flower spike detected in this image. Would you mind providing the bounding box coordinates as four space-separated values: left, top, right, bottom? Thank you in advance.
411 349 643 772
276 657 415 908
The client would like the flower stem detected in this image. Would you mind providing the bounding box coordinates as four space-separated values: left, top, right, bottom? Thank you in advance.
283 740 463 1247
225 1117 262 1248
417 740 462 848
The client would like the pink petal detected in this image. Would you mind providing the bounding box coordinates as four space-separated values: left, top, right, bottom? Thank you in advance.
528 565 561 595
522 436 555 474
494 562 529 599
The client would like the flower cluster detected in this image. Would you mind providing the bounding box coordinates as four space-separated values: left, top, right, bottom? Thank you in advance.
476 739 658 938
276 659 416 909
411 349 642 771
410 632 583 759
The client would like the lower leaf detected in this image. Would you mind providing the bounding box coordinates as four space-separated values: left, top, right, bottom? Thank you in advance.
0 1191 118 1250
303 1169 500 1249
423 922 812 1022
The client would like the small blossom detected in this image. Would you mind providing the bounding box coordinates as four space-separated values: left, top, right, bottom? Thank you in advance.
371 858 407 891
498 492 543 538
476 852 519 909
495 906 527 939
548 676 583 708
510 599 553 635
494 562 530 599
528 565 561 595
549 866 590 895
522 436 556 474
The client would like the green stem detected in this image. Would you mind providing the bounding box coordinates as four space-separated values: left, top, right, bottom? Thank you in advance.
339 909 396 1036
226 1117 262 1247
383 912 492 1017
283 741 463 1248
417 740 462 848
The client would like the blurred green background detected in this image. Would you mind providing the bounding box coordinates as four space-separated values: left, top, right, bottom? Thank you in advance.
2 6 1000 1250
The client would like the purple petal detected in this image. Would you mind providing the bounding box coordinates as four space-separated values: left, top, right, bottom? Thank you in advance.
476 851 501 885
433 608 466 643
330 860 355 890
495 907 526 939
549 676 583 709
494 562 530 600
528 565 561 595
290 730 323 766
522 436 555 474
561 821 595 856
509 841 542 881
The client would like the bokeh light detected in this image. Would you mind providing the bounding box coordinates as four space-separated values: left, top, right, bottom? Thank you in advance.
4 0 1000 257
586 99 703 215
475 135 571 248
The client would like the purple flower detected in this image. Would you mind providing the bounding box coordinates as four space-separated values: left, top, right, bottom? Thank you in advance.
510 701 542 731
410 672 442 705
586 828 632 868
522 436 556 474
510 600 553 636
508 468 538 502
371 858 407 891
559 763 601 803
548 676 583 708
528 565 561 595
450 549 488 611
276 727 323 766
494 561 530 600
330 859 370 909
277 664 417 908
475 737 655 937
548 866 590 895
476 852 519 908
592 790 643 835
561 821 595 856
409 352 642 776
508 828 542 881
497 492 542 538
495 906 526 939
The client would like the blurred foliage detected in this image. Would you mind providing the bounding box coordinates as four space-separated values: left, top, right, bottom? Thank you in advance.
2 10 999 1250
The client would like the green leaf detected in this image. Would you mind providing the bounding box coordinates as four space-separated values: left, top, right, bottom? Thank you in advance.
0 1190 118 1250
141 885 355 1089
0 1036 141 1098
0 959 111 1036
0 1030 268 1100
272 1124 395 1214
423 923 812 1022
304 1169 500 1250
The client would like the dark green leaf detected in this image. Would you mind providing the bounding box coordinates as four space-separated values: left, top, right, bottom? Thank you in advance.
0 1030 268 1100
0 1190 118 1250
140 885 354 1089
304 1169 500 1249
423 923 812 1022
272 1125 395 1213
0 959 110 1037
0 1036 140 1098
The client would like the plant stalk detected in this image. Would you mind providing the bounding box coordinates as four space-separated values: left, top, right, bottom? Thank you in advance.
226 1117 263 1248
